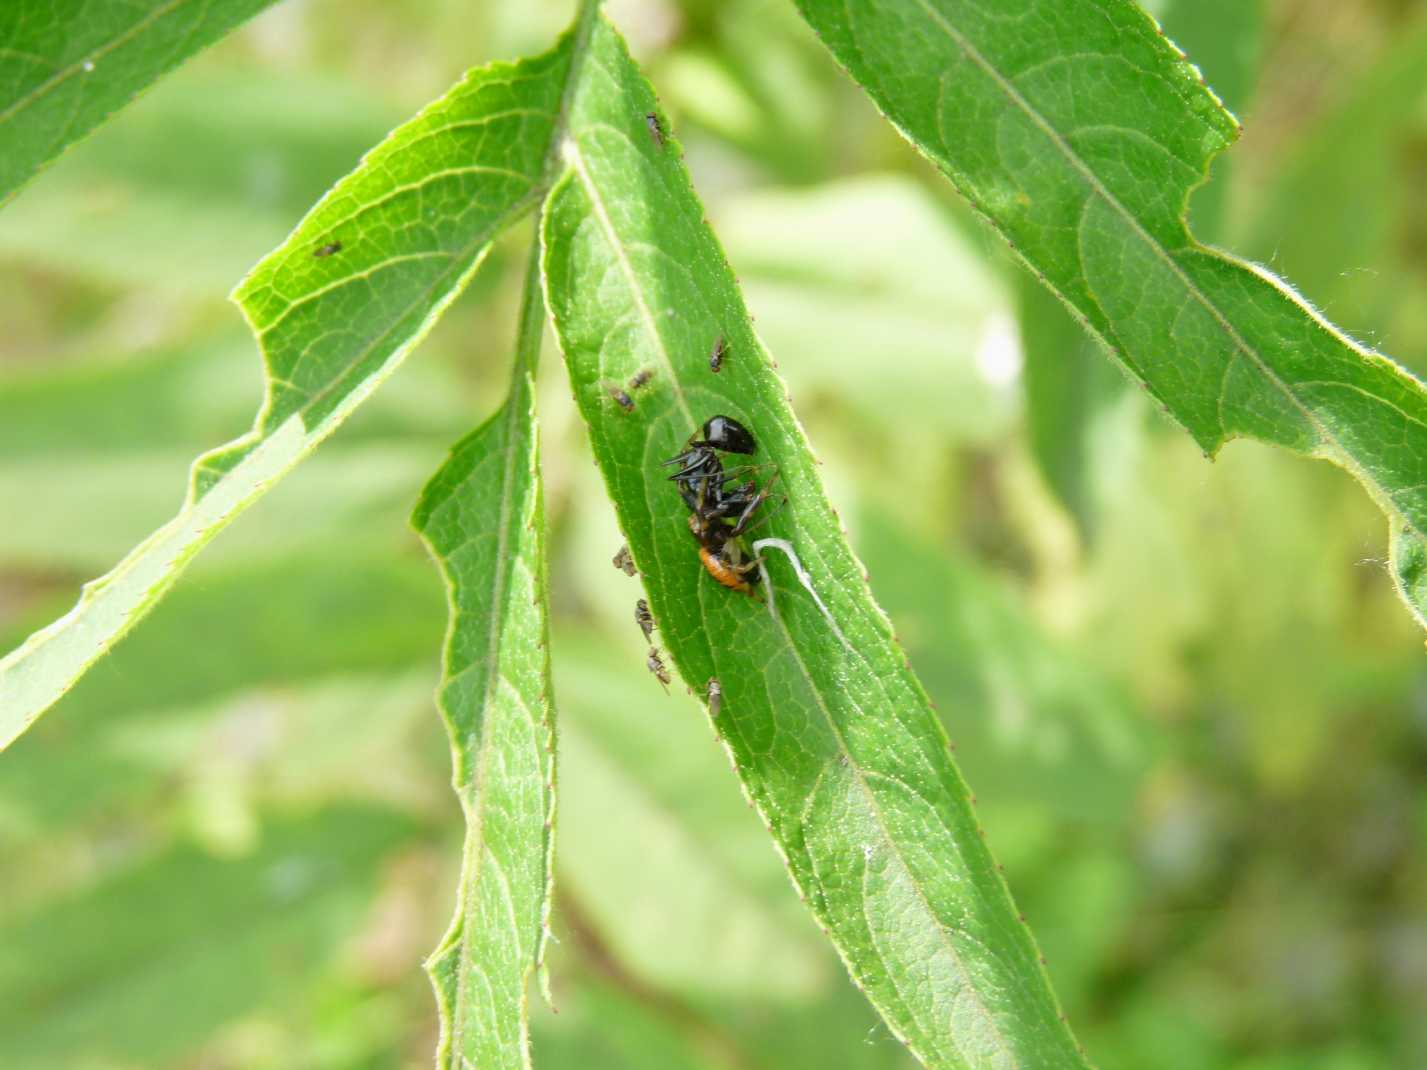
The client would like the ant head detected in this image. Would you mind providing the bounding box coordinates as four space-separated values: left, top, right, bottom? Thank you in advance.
699 415 756 455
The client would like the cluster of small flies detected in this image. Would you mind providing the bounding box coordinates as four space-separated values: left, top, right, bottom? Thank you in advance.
309 102 770 720
610 332 782 719
606 333 726 413
605 106 786 719
615 551 722 719
311 101 762 722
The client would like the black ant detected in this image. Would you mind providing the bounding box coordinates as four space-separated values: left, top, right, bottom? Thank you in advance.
663 414 756 510
663 415 780 595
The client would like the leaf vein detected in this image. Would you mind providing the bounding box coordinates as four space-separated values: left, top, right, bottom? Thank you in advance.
909 0 1425 539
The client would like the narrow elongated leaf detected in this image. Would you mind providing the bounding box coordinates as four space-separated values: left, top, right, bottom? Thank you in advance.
411 247 556 1070
0 66 400 294
1017 0 1265 536
795 0 1427 625
542 18 1083 1068
0 0 280 205
1158 0 1264 241
0 35 577 749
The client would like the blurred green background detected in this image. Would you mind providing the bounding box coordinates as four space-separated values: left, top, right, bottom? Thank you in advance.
3 0 1427 1066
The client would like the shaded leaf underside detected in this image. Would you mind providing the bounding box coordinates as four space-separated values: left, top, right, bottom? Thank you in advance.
0 34 575 746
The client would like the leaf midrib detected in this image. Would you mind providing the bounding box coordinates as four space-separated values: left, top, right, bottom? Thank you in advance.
447 376 528 1065
237 191 538 444
770 593 1012 1066
563 104 1020 1068
906 0 1424 542
0 0 192 126
564 138 695 428
441 10 602 1062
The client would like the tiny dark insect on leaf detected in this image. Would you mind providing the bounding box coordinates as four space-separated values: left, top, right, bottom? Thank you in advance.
646 647 671 693
628 367 654 391
612 544 636 576
607 385 634 412
707 677 722 717
313 240 343 258
634 598 655 641
709 335 727 373
645 111 666 148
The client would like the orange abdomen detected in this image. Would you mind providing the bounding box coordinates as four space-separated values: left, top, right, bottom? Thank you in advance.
699 546 752 593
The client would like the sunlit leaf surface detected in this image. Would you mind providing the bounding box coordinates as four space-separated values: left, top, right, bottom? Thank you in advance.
0 0 279 204
795 0 1427 625
0 35 575 749
412 251 556 1070
0 67 399 294
541 18 1084 1068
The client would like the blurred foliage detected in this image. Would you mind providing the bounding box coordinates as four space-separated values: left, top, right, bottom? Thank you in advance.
2 0 1426 1067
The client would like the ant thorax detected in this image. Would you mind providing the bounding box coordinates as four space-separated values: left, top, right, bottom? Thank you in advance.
665 415 781 595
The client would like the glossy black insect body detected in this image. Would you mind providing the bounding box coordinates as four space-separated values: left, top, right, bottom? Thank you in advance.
663 415 759 513
699 415 756 454
664 414 752 483
663 415 780 595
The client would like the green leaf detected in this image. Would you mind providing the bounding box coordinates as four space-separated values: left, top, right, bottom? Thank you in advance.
411 240 557 1070
1157 0 1265 242
1015 0 1266 535
0 0 280 205
0 33 578 749
550 629 923 1069
0 66 400 294
542 17 1084 1068
794 0 1427 626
